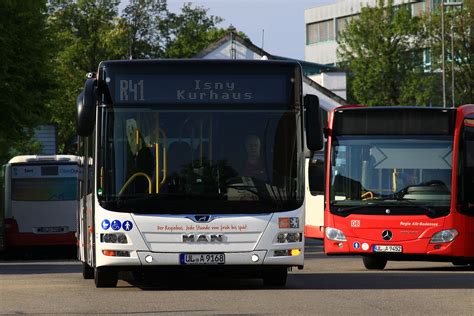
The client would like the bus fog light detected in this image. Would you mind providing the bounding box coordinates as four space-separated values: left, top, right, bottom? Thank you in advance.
251 254 260 262
145 255 153 263
430 229 458 243
325 227 347 241
290 249 301 256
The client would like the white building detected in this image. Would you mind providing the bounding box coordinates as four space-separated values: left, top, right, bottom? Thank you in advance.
305 0 439 65
196 30 347 114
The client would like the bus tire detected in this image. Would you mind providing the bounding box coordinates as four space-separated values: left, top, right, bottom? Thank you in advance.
262 267 288 287
94 267 118 288
362 256 387 270
82 262 94 279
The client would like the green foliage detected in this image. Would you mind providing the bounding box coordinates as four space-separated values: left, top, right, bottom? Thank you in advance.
425 1 474 106
165 3 224 58
47 0 122 152
46 0 231 152
0 0 240 157
120 0 168 59
0 0 53 163
338 0 437 106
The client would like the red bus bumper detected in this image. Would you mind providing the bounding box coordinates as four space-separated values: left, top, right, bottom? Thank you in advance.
5 231 76 247
324 233 473 260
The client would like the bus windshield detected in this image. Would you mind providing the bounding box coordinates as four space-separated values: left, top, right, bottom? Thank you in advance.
98 106 301 214
329 136 453 214
12 177 78 201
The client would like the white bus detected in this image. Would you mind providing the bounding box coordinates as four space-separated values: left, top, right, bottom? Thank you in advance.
1 155 80 251
76 59 323 287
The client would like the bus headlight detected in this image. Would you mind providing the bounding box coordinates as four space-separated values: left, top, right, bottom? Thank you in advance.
277 232 302 243
101 233 128 244
430 229 458 243
325 227 347 241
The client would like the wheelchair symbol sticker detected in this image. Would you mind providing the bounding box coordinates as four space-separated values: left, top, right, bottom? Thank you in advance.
111 220 121 231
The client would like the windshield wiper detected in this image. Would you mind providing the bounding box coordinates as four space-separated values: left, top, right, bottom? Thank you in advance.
332 195 439 217
332 202 379 214
390 198 438 217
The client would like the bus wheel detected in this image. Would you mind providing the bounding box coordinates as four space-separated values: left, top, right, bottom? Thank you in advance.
362 256 387 270
262 267 288 287
94 267 118 288
82 262 94 279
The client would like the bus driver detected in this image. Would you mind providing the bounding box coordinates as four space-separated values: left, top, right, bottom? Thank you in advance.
242 134 266 179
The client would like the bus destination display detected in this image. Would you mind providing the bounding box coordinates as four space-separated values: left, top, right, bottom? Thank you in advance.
114 74 289 104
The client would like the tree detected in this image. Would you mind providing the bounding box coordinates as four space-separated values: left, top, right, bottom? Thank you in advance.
164 3 225 58
337 0 436 106
425 1 474 106
47 0 122 152
0 0 53 163
47 0 238 152
120 0 168 59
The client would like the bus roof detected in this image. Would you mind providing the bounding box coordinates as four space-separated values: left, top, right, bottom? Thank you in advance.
8 155 80 164
98 58 301 69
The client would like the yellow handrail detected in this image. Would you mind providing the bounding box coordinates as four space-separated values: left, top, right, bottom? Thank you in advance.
118 172 152 195
392 169 398 193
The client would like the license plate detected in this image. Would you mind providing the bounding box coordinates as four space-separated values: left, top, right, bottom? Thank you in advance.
373 245 403 253
37 226 66 233
179 253 225 265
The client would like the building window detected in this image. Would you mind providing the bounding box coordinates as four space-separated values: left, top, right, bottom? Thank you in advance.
336 15 356 40
412 1 426 16
423 49 432 73
306 19 335 45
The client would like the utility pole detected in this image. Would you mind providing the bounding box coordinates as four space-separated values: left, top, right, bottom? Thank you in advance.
441 1 463 107
441 1 446 108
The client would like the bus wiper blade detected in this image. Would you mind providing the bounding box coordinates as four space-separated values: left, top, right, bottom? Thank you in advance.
370 196 438 217
227 185 272 201
334 203 378 214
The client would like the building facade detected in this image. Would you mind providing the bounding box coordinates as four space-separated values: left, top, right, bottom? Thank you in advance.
196 31 347 111
304 0 440 65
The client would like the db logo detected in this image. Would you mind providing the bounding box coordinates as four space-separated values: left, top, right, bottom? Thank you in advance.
351 220 361 227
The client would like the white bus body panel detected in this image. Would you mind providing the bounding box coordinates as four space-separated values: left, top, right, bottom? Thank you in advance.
11 201 76 234
304 158 324 239
93 201 304 267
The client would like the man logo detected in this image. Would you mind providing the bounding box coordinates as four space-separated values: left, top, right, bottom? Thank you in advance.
186 215 216 223
182 234 224 243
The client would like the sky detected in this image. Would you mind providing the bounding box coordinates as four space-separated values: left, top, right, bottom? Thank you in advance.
162 0 333 60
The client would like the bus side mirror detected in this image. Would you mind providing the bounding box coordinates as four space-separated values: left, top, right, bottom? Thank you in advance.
304 94 323 151
77 78 97 136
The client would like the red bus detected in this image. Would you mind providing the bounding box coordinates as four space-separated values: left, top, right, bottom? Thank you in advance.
324 105 474 269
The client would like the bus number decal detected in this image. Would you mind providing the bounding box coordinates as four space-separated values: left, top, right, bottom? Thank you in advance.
120 80 144 101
